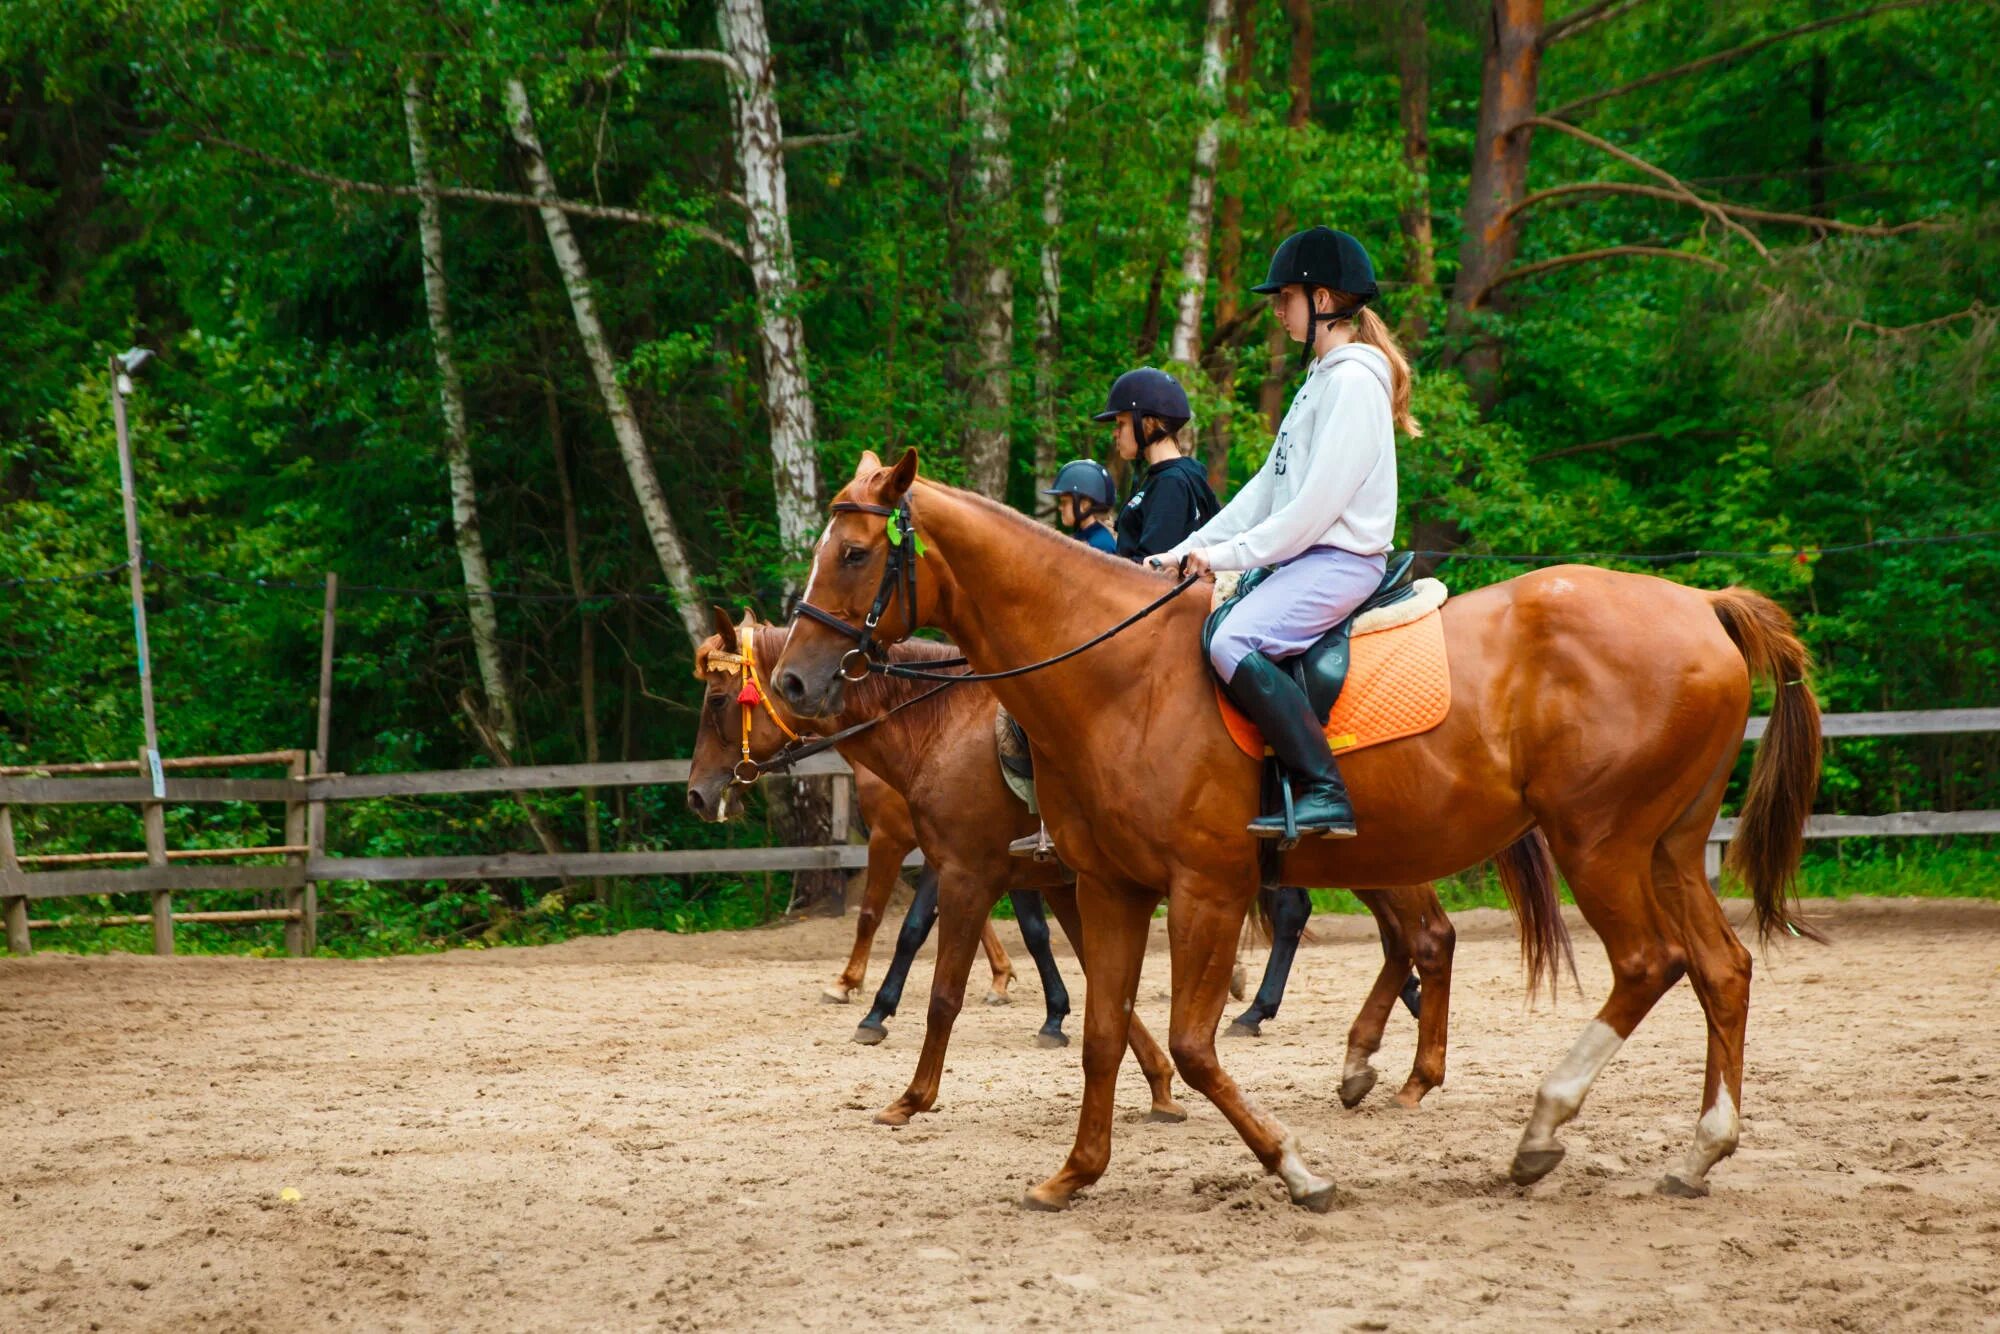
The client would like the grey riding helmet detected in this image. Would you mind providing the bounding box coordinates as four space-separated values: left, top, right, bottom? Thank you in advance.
1042 458 1117 511
1254 227 1379 362
1092 367 1191 451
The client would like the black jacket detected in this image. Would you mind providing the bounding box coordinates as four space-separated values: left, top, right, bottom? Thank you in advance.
1116 456 1221 561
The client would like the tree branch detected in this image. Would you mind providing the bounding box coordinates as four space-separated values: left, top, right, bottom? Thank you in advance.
1546 0 1952 120
644 46 747 82
781 131 860 152
1541 0 1653 47
201 133 746 263
1518 116 1772 260
1499 179 1944 236
1474 246 1729 304
1528 428 1726 463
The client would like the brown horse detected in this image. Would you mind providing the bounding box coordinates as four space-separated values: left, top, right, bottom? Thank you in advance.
687 611 1462 1122
821 763 1021 1008
774 451 1820 1210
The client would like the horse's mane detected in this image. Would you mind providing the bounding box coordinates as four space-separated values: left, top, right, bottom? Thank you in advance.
920 478 1170 601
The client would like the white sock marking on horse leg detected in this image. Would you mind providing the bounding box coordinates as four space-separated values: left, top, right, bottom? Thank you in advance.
1342 1043 1374 1083
1520 1019 1625 1151
1274 1135 1331 1202
1678 1087 1739 1185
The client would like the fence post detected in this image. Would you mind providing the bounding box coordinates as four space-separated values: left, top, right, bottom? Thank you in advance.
284 750 307 957
304 749 324 955
2 804 27 956
829 771 852 847
1704 838 1723 889
141 747 171 955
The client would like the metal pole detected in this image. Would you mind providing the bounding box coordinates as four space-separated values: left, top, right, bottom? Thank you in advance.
111 357 164 800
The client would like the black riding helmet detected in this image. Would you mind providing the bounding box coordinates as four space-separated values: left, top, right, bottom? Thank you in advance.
1254 226 1379 366
1092 367 1191 453
1042 458 1117 512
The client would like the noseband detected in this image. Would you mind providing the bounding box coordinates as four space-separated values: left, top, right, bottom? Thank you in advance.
793 497 920 681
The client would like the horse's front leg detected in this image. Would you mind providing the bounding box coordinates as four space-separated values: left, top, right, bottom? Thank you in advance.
874 864 1005 1126
1023 878 1159 1210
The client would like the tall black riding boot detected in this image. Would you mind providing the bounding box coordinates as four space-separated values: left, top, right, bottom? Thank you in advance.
1224 651 1357 839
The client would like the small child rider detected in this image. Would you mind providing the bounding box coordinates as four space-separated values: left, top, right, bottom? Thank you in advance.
1095 367 1220 562
1042 458 1119 554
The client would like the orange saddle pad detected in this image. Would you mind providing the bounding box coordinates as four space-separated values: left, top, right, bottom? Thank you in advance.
1215 607 1451 759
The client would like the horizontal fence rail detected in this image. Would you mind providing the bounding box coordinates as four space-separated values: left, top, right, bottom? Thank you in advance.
3 709 1995 957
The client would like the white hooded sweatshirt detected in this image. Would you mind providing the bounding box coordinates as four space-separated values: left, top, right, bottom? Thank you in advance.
1161 343 1396 572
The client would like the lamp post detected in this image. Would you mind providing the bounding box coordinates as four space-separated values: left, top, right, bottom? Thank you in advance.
110 348 163 798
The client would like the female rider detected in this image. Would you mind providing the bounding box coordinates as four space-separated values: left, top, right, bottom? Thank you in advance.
1096 366 1219 561
1154 226 1421 839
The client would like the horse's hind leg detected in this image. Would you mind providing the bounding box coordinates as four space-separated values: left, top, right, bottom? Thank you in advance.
1040 881 1184 1120
980 919 1017 1004
1227 886 1311 1038
1395 884 1454 1109
855 863 938 1044
1511 841 1682 1186
1008 889 1072 1047
1652 825 1751 1198
1335 889 1417 1108
875 865 1006 1126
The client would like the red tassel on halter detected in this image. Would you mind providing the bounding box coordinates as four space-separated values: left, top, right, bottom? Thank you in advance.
737 680 762 706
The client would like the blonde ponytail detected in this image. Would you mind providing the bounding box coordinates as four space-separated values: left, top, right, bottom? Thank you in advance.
1336 297 1422 438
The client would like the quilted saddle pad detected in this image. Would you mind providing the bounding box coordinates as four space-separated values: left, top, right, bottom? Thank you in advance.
1215 606 1451 759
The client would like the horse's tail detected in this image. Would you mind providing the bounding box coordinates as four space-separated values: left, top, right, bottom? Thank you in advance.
1709 587 1825 945
1494 829 1575 999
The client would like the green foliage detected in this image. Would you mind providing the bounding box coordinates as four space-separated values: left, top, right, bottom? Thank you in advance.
3 1 1993 955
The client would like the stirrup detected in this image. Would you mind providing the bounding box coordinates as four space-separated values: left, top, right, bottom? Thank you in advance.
1249 773 1302 850
1007 824 1057 862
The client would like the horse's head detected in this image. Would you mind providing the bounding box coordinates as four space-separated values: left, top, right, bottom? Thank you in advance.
685 606 798 821
774 448 926 718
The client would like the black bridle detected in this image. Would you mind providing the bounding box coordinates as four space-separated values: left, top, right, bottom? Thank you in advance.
793 497 926 682
792 490 1202 690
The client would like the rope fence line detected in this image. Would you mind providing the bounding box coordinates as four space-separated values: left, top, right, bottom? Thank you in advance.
4 529 1994 602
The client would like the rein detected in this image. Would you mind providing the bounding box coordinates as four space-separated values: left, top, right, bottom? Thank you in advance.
795 489 1203 688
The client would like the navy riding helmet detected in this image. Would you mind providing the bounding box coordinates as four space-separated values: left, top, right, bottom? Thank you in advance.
1254 226 1379 364
1042 458 1117 511
1093 367 1191 453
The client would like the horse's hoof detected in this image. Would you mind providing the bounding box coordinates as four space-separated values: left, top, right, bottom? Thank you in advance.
853 1024 888 1046
1294 1180 1340 1214
1020 1186 1071 1212
1510 1146 1566 1186
1034 1030 1069 1049
1392 1081 1432 1110
874 1106 915 1127
1225 1019 1261 1039
983 989 1013 1007
821 986 853 1004
1656 1173 1710 1199
1338 1068 1378 1109
1147 1101 1188 1124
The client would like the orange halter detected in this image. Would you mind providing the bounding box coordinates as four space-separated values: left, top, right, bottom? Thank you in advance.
706 633 799 784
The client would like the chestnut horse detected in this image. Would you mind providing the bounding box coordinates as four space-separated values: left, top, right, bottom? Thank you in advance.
822 763 1024 1011
775 451 1820 1210
687 611 1464 1122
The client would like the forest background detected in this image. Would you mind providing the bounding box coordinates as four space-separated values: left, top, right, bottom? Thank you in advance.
2 0 1994 954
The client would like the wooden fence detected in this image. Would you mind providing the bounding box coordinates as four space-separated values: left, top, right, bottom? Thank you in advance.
3 709 1995 957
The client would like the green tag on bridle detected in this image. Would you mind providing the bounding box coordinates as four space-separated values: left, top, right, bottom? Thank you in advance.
885 511 926 557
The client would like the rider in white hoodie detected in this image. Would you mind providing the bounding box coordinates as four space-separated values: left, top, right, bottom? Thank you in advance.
1154 227 1422 839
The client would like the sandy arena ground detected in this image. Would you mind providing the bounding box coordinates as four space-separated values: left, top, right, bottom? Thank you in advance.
3 895 1998 1332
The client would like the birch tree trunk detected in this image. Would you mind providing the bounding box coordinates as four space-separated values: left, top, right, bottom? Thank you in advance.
402 78 521 754
1259 0 1313 431
961 0 1014 501
1204 0 1255 492
1168 0 1234 369
1444 0 1546 408
504 77 707 649
1031 4 1077 518
717 0 821 569
1394 0 1437 349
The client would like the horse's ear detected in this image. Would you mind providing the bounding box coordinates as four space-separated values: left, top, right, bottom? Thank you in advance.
885 448 919 500
853 449 883 479
711 605 738 653
740 605 762 631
